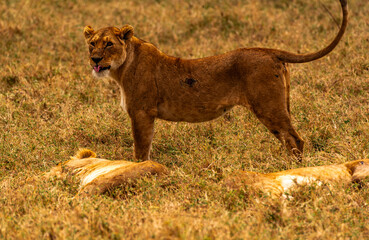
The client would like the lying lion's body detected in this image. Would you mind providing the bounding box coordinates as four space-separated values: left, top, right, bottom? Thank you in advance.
84 0 348 160
45 149 167 195
223 159 369 197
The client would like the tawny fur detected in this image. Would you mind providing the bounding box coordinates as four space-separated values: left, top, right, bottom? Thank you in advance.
45 149 168 195
83 0 348 160
223 159 369 198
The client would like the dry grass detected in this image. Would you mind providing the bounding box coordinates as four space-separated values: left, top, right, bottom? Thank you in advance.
1 0 369 239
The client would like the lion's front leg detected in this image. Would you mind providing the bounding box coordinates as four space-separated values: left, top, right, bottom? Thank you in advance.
130 111 155 161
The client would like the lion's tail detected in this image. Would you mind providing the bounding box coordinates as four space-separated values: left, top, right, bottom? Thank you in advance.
272 0 348 63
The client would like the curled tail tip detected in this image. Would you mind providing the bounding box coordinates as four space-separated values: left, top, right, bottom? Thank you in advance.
75 149 97 159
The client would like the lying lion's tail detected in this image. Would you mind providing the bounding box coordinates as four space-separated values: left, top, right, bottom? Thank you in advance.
272 0 348 63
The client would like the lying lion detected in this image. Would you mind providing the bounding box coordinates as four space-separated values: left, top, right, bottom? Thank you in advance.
45 149 167 196
223 159 369 198
83 0 348 160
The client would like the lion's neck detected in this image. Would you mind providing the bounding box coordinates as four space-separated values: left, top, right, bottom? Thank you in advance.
111 37 167 82
109 40 137 83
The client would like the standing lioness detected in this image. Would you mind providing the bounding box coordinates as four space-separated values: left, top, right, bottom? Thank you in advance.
84 0 347 160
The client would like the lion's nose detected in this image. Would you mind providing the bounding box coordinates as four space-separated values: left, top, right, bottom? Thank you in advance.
92 57 103 64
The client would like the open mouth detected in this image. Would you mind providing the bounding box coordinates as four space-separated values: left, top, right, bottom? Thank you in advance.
93 65 111 73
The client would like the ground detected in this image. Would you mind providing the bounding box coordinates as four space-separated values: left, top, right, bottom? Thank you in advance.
1 0 369 239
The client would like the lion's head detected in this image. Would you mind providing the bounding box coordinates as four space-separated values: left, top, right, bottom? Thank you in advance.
350 159 369 183
83 25 134 78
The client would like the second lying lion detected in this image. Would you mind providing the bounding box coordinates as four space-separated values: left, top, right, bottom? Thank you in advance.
224 159 369 198
45 149 168 196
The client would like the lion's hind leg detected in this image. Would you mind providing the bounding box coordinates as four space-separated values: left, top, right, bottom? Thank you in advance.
243 69 304 158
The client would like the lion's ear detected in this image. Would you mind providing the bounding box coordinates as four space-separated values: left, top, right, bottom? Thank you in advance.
84 25 95 39
117 25 134 42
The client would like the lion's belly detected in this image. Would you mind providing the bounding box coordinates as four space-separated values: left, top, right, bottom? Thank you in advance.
155 69 240 122
157 101 234 123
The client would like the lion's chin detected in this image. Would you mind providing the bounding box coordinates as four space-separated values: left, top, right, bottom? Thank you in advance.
92 69 111 79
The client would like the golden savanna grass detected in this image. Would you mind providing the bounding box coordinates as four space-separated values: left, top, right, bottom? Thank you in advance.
1 0 369 239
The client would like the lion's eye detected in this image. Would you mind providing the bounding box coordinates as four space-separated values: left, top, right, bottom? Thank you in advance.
106 42 113 47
